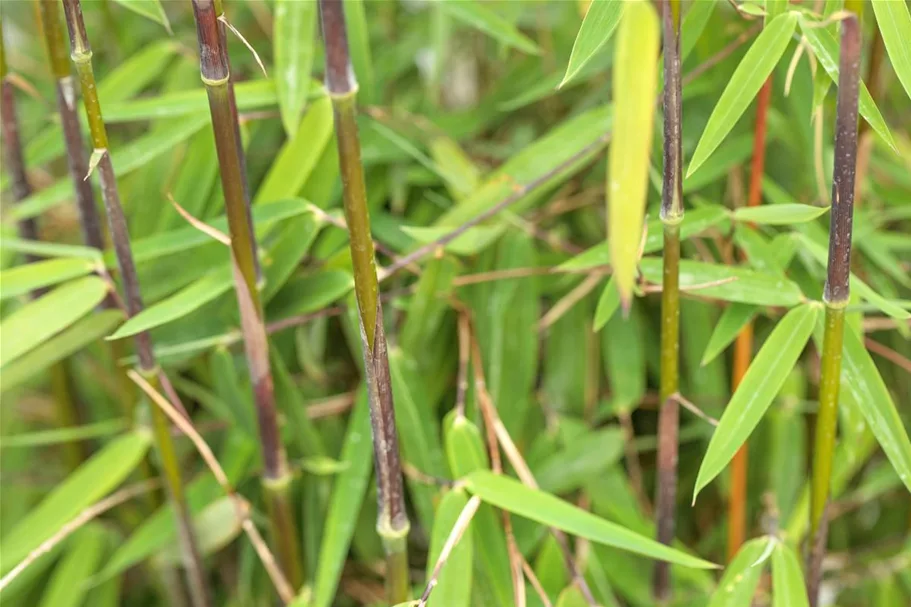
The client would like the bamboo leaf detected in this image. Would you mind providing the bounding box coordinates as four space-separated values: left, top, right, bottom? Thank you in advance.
0 277 109 368
38 524 108 607
1 310 123 393
733 203 830 225
799 17 897 150
107 267 233 340
694 304 818 500
839 328 911 494
343 0 377 103
274 0 317 136
111 0 171 32
442 0 541 55
593 277 620 330
556 585 589 607
870 0 911 104
535 427 624 494
426 489 474 607
401 225 505 255
560 0 622 88
771 541 808 607
638 258 805 307
687 13 798 177
707 537 769 607
0 431 152 575
608 0 660 307
312 390 373 607
701 303 758 366
267 270 355 320
464 470 717 569
0 258 95 300
255 96 334 204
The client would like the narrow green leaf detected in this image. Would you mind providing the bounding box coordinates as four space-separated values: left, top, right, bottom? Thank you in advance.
0 258 95 300
255 97 334 204
707 538 769 607
0 239 101 262
840 328 911 494
107 267 233 340
608 0 660 306
274 0 317 136
733 203 830 225
694 304 818 500
799 17 897 150
593 277 620 330
14 115 210 222
871 0 911 103
312 391 373 607
535 427 624 494
267 270 355 321
602 303 646 414
0 420 127 449
687 13 798 177
0 310 123 393
262 214 322 303
0 277 109 368
771 541 809 607
401 225 505 255
556 585 589 607
426 489 474 607
39 524 108 607
465 471 717 569
442 0 541 55
680 0 717 65
639 258 805 307
112 0 171 32
560 0 622 87
0 431 152 575
701 303 758 366
271 346 327 457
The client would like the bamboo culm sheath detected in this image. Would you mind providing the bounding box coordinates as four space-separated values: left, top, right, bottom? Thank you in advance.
60 2 211 605
191 0 302 592
654 0 682 600
808 15 860 607
320 0 411 602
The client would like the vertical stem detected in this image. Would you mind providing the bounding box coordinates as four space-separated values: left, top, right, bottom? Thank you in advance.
319 0 410 602
191 0 302 592
60 3 210 606
1 23 86 469
654 0 681 600
807 16 860 607
34 0 104 251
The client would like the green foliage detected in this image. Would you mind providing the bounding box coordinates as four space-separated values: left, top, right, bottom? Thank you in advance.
2 1 909 605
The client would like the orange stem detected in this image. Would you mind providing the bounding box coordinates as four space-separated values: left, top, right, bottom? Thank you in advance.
727 77 772 561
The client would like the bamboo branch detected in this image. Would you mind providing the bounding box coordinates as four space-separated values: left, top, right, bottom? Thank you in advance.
59 3 210 605
318 1 410 601
807 16 860 607
654 0 682 600
190 0 302 592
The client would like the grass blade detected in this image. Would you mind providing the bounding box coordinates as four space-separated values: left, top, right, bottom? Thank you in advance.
274 0 317 136
733 203 830 225
560 0 622 88
870 0 911 103
771 541 808 607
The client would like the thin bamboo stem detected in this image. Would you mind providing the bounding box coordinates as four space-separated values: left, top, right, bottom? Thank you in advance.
807 16 860 607
190 0 302 592
654 0 682 600
59 3 210 606
35 0 104 251
319 0 410 602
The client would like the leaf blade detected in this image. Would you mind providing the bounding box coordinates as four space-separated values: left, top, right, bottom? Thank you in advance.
561 0 622 87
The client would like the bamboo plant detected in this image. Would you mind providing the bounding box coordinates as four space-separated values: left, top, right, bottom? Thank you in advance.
807 15 861 607
654 0 682 600
190 0 302 591
319 0 410 602
59 2 210 605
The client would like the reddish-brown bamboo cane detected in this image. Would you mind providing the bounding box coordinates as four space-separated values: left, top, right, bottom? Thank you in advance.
319 0 410 602
190 0 302 592
654 0 683 600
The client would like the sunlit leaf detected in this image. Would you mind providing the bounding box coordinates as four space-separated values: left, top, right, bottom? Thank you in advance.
707 537 769 607
771 541 809 607
0 258 95 301
426 489 474 607
608 0 660 307
870 0 911 104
